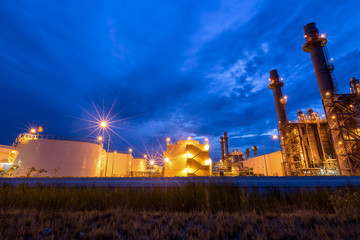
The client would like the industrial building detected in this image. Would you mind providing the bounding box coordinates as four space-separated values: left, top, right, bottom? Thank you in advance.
270 22 360 176
216 132 284 176
163 138 212 177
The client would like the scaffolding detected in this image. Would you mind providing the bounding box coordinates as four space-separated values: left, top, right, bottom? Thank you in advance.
322 86 360 175
279 110 339 176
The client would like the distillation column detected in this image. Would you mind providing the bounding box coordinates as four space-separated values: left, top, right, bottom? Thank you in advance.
303 22 350 175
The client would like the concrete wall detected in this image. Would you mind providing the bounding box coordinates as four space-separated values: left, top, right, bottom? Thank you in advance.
242 151 284 176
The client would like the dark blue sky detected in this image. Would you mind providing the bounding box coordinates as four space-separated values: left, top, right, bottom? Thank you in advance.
1 1 359 160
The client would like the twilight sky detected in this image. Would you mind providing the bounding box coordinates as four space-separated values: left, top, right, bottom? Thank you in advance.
0 0 360 160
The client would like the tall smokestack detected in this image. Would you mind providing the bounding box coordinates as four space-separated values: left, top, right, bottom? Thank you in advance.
303 23 350 175
224 132 229 160
220 137 225 161
252 145 258 157
245 149 250 160
303 23 335 99
268 70 287 126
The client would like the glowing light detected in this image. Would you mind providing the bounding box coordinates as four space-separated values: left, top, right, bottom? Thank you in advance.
30 128 36 134
144 154 147 158
205 159 212 165
187 136 192 140
338 141 343 145
165 157 169 162
150 160 155 165
321 34 325 38
204 144 209 151
129 148 132 153
114 151 117 153
304 35 307 38
11 150 16 154
326 92 330 96
350 104 353 108
284 96 287 99
98 136 103 141
100 121 107 128
272 135 278 140
332 116 336 119
38 126 43 132
166 137 170 142
204 138 208 142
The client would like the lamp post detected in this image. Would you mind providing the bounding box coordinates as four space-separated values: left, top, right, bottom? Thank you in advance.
99 121 111 177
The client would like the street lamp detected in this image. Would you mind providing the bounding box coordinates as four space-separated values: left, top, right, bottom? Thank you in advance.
100 121 111 177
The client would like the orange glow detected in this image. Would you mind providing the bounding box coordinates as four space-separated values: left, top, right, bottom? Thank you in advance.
98 136 103 141
321 34 325 38
272 135 278 140
187 136 191 140
129 148 132 152
165 157 169 162
30 128 36 134
38 125 43 132
204 144 209 151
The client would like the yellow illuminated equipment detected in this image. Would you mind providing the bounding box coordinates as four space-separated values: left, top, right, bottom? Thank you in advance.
163 139 212 177
204 144 209 151
38 125 43 133
30 128 36 134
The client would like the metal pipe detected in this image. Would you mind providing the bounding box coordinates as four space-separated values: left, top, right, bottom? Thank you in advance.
262 140 269 176
104 132 111 177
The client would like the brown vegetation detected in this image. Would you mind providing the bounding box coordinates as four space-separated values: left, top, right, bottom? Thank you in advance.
0 183 359 239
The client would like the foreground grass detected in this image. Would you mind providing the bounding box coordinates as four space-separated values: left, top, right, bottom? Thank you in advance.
1 209 359 239
0 183 359 239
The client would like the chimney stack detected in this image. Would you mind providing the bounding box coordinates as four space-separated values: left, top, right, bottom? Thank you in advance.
245 149 250 160
252 145 258 157
224 132 229 160
220 137 225 161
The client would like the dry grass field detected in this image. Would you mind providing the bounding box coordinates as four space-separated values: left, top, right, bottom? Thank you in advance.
0 183 359 239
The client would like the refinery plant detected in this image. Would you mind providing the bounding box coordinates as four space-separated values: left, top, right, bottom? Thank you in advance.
0 22 359 177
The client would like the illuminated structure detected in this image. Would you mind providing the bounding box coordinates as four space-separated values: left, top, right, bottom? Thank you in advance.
303 23 360 175
11 133 105 177
105 152 146 177
270 23 360 176
163 139 212 177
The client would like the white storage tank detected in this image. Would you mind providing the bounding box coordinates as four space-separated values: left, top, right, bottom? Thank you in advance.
12 134 105 177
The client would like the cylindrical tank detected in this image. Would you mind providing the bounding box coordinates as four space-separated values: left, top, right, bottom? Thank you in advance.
13 134 104 177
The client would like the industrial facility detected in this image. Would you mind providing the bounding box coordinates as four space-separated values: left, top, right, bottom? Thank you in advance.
270 22 360 176
215 132 284 176
0 22 358 178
